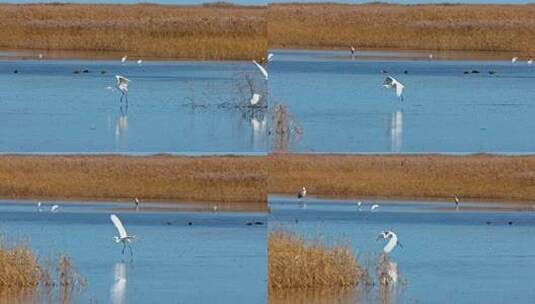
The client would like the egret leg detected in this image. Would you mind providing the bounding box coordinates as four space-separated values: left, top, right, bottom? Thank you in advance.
120 94 124 104
122 243 126 255
128 244 134 257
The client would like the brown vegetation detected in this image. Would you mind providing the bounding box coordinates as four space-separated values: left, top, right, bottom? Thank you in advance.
268 3 535 54
268 230 363 290
267 154 535 203
0 242 41 290
0 3 266 60
0 155 266 204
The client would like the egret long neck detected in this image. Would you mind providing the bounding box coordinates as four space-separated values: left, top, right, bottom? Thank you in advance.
384 234 398 254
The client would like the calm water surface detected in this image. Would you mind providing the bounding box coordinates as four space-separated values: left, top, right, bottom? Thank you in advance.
0 58 267 153
0 201 266 303
269 195 535 303
269 49 535 153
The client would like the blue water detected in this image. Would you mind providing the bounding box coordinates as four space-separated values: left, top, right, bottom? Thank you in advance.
0 201 266 303
268 196 535 304
269 49 535 153
0 59 268 153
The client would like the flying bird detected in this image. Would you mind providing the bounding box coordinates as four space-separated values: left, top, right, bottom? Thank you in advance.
377 230 402 254
51 204 59 213
252 60 268 80
249 93 262 106
115 75 130 103
383 76 405 101
111 214 136 256
371 204 380 212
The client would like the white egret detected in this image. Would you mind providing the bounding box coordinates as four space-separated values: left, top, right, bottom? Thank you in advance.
213 205 218 212
110 214 135 256
115 75 130 103
454 195 460 210
134 198 140 211
357 201 362 211
252 60 268 80
37 201 42 212
351 46 356 56
267 53 274 62
512 57 518 63
297 187 307 199
136 59 142 65
38 53 43 59
529 59 533 65
121 56 127 64
249 93 262 106
51 204 59 213
371 204 380 212
377 230 401 254
383 76 405 101
428 54 433 60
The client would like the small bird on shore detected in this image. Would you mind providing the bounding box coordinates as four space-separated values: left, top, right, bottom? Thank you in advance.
37 201 42 212
115 75 130 103
51 204 59 213
38 53 43 59
371 204 380 212
454 196 460 210
297 187 307 199
137 59 142 65
121 56 128 64
252 60 268 80
383 76 405 101
512 57 518 63
111 214 135 256
134 198 140 211
377 230 402 254
356 201 362 212
428 54 433 60
350 46 356 57
528 59 533 65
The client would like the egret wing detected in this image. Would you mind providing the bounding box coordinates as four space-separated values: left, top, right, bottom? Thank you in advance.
252 60 268 80
111 214 128 238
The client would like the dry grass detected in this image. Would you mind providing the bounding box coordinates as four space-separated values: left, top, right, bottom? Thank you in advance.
268 230 363 290
0 242 41 290
0 3 266 60
267 154 535 203
269 3 535 54
0 155 266 204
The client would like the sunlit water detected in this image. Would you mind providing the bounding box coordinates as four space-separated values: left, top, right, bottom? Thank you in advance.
269 49 535 153
268 195 535 303
0 58 267 153
0 201 266 303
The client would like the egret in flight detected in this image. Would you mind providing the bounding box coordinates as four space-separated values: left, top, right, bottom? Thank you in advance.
115 75 130 103
371 204 380 212
383 76 405 101
377 230 402 254
111 214 136 256
51 204 59 213
249 93 262 106
252 60 268 80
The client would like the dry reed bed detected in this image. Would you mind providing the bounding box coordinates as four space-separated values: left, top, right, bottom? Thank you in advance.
269 3 535 54
0 243 40 290
268 230 362 290
267 154 535 203
0 3 266 60
0 155 266 203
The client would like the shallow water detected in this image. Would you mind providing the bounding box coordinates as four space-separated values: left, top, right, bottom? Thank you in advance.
0 200 266 303
0 59 267 153
268 195 535 304
269 49 535 153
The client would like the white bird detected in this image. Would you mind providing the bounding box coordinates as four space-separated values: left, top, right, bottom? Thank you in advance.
38 53 43 59
371 204 379 212
297 187 307 199
111 214 135 256
377 230 402 254
454 196 460 210
383 76 405 101
51 204 59 213
252 60 268 80
528 59 533 65
249 93 262 106
512 57 518 63
37 201 42 212
121 56 127 64
267 53 274 62
134 198 140 211
356 201 362 211
428 54 433 60
213 205 218 212
136 59 142 65
350 46 356 55
115 75 130 103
